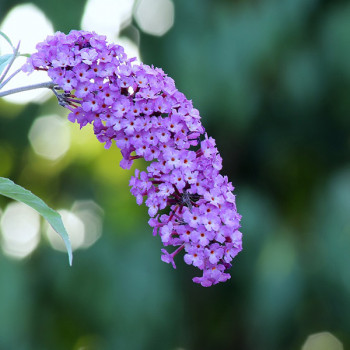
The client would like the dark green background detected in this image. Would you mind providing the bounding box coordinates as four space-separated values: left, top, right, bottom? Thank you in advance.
1 0 350 349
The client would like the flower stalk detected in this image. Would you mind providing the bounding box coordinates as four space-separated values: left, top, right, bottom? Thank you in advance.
0 41 20 86
0 81 55 97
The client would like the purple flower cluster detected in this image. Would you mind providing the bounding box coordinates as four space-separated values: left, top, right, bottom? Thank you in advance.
23 30 242 286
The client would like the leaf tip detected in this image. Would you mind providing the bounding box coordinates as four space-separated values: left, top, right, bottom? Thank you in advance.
68 250 73 266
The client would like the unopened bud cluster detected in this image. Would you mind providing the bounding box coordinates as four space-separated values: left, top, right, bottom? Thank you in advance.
23 30 242 286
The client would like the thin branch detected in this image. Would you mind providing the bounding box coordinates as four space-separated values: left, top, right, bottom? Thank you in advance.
0 41 20 84
0 81 55 98
0 67 22 90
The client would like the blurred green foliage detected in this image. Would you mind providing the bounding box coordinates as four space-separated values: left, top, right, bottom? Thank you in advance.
1 0 350 349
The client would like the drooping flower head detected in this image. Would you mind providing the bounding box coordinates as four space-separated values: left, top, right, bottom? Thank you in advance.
23 30 242 287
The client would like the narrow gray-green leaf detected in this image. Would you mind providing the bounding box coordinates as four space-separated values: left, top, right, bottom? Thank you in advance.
0 177 72 265
0 31 14 50
0 54 14 76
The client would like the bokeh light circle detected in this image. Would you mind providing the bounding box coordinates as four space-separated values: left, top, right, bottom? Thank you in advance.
28 114 71 161
0 202 40 259
134 0 174 36
0 4 54 104
45 209 85 252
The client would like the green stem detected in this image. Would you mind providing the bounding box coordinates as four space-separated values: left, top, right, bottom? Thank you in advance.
0 81 55 98
0 41 20 84
0 67 22 90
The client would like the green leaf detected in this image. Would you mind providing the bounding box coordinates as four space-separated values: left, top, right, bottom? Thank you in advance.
0 177 73 265
0 54 14 76
0 31 14 50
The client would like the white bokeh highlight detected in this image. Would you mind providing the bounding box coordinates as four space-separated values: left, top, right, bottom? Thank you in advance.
71 200 104 249
117 36 141 63
45 200 103 254
302 332 343 350
0 4 54 104
45 210 85 252
134 0 174 36
0 202 40 259
81 0 135 40
81 0 140 61
28 114 71 161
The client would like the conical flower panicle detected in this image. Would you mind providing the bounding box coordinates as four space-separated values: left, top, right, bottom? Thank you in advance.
24 30 242 286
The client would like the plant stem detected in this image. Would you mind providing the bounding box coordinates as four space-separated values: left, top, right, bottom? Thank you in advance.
0 41 20 84
0 67 22 90
0 81 55 98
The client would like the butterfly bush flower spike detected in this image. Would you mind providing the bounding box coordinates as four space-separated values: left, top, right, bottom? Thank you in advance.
23 30 242 287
